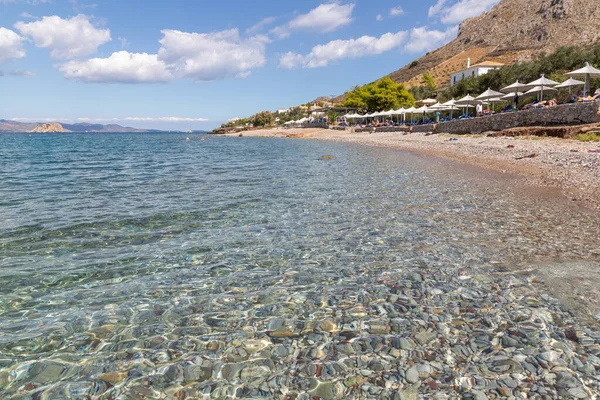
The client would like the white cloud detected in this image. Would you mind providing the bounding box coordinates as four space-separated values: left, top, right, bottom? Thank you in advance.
404 26 458 53
0 27 26 63
59 51 172 83
59 28 267 83
390 7 404 17
246 16 276 35
19 12 39 19
376 14 383 21
428 0 500 24
271 2 354 39
1 0 50 4
15 14 111 59
7 69 35 76
157 29 268 82
12 116 208 123
78 117 209 122
279 31 407 69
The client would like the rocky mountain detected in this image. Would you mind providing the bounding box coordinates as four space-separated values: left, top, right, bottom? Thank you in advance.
0 119 159 133
335 0 600 100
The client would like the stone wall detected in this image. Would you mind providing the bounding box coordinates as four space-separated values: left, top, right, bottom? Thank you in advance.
333 103 600 136
435 102 600 135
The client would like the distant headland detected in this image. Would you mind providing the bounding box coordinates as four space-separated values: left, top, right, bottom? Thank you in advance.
0 119 162 133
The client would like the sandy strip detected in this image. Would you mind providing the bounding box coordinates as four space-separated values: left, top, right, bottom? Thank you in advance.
225 127 600 211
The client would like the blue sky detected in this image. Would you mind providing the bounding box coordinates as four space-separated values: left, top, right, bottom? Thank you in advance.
0 0 500 130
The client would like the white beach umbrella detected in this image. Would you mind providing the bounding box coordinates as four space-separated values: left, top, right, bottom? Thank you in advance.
442 99 457 106
525 74 559 100
526 74 560 88
394 107 406 122
420 98 437 105
501 80 529 109
501 80 529 93
456 94 479 104
456 94 481 116
555 77 585 94
565 62 600 96
500 92 523 101
476 89 504 113
403 107 417 123
441 99 459 118
523 85 558 99
476 88 504 101
413 105 429 122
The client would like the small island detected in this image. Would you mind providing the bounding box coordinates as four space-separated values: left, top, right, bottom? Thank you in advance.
30 123 66 133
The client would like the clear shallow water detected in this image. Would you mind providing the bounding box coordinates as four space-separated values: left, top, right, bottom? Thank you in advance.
1 133 600 399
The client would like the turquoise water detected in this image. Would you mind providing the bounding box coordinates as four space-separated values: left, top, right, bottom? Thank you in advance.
1 133 599 398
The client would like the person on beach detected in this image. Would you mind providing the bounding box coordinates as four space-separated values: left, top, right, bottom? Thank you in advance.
476 103 482 117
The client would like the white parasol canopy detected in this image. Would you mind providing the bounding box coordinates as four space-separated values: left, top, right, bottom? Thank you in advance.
523 85 558 99
455 94 480 104
525 74 559 100
500 92 523 101
525 74 560 88
565 62 600 96
501 80 529 108
476 89 504 113
476 88 504 101
555 77 585 95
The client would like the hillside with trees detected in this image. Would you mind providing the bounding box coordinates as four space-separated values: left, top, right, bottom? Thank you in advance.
333 0 600 102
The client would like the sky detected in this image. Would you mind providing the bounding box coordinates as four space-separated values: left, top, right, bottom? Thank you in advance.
0 0 501 130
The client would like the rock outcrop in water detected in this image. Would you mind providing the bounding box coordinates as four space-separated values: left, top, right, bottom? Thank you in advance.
30 123 66 133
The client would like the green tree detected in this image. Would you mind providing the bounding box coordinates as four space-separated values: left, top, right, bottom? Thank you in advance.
422 72 437 90
342 77 415 112
251 111 274 127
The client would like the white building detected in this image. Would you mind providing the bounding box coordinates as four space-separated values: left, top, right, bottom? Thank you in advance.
449 58 504 87
276 108 289 114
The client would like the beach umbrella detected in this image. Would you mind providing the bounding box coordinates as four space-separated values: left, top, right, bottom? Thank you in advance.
523 85 558 99
413 105 429 122
524 74 559 101
501 80 529 109
403 107 417 124
393 107 406 123
501 80 529 93
476 88 505 114
442 99 459 118
555 77 585 94
420 98 437 105
476 88 504 102
565 62 600 97
456 94 481 117
500 92 523 101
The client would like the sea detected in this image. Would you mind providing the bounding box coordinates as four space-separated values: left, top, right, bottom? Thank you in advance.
1 132 599 398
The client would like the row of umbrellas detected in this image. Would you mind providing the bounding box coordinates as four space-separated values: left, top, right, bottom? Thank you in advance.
341 62 600 120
